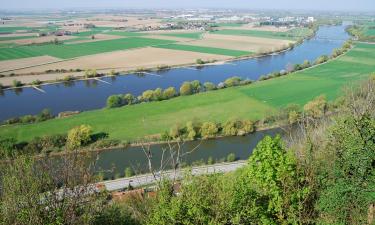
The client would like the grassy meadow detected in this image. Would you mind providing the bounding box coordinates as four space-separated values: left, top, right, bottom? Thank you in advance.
1 43 374 142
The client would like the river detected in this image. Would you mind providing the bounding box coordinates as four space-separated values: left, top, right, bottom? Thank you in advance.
0 25 349 121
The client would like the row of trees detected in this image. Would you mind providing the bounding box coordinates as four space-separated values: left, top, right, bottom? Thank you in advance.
3 108 53 125
162 119 255 141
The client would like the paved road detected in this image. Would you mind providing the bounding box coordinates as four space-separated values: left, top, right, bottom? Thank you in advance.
100 161 248 191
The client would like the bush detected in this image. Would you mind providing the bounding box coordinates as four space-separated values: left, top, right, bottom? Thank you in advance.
315 55 329 64
141 90 154 102
37 108 53 122
224 76 242 87
186 121 197 140
222 120 238 136
124 167 134 177
196 58 205 64
21 115 36 124
31 79 42 86
66 125 92 150
106 95 123 108
0 83 3 90
4 117 20 125
180 82 193 96
200 122 218 139
204 82 216 91
240 120 255 134
152 88 163 101
123 93 135 105
163 87 177 99
226 153 236 162
63 75 74 82
85 69 97 78
303 95 327 118
190 80 202 93
12 79 22 87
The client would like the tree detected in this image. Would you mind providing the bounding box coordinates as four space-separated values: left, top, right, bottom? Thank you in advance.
12 79 22 87
66 125 92 150
85 69 97 78
224 76 242 87
123 93 135 105
124 167 134 177
106 95 123 108
200 122 218 139
226 153 236 162
186 121 197 140
303 95 327 119
245 135 310 224
152 88 163 101
288 111 300 124
141 90 154 102
222 120 238 136
190 80 201 93
204 82 216 91
163 87 177 99
179 82 193 96
240 120 255 134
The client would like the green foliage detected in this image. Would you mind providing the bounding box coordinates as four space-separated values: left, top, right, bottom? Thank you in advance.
224 76 242 87
303 95 327 118
107 95 124 108
186 121 197 140
12 79 22 87
204 82 216 91
66 125 92 150
85 69 97 78
222 120 239 136
162 87 177 99
93 204 138 225
124 167 134 177
179 82 193 96
226 153 236 162
200 122 219 139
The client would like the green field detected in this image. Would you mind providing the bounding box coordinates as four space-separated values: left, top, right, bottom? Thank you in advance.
365 28 375 36
0 26 30 33
155 43 252 57
215 23 246 27
0 35 37 41
1 43 374 142
158 32 204 39
105 31 148 37
0 37 175 60
211 27 312 40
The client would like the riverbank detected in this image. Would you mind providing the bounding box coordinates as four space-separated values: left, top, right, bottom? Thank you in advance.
1 42 373 144
0 28 313 89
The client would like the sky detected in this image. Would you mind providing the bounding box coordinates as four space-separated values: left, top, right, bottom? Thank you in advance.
0 0 374 11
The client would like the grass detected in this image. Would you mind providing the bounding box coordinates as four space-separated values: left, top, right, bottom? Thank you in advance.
0 37 176 60
211 27 312 40
158 32 204 39
105 31 148 37
215 23 246 27
0 43 374 142
0 35 37 41
0 26 30 33
155 43 253 57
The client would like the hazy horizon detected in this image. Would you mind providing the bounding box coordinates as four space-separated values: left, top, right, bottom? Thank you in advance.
0 0 374 12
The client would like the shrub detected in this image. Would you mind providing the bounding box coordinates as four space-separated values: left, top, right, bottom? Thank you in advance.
123 93 135 105
31 79 42 86
124 167 134 177
226 153 236 162
106 95 123 108
21 115 36 124
196 58 205 64
163 87 177 99
152 88 163 101
180 82 193 96
12 80 22 87
204 82 216 91
141 90 154 102
63 75 74 82
315 55 329 64
224 76 242 87
66 125 92 150
169 124 182 139
84 69 97 78
240 120 255 134
190 80 202 93
37 108 53 122
110 69 119 76
303 95 327 118
186 121 197 140
4 117 20 125
207 156 214 165
222 120 238 136
200 122 218 139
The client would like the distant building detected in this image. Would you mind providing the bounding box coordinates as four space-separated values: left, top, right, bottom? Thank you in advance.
307 17 315 23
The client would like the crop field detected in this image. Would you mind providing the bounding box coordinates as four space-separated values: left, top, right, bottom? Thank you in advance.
105 31 148 37
211 27 312 40
1 43 373 142
158 32 204 39
0 35 37 41
0 26 30 33
155 43 253 57
0 37 176 60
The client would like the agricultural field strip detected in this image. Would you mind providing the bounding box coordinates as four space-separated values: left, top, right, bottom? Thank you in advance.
210 27 312 40
1 43 373 142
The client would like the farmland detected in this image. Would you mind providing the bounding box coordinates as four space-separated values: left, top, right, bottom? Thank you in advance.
1 42 373 142
0 37 175 60
211 27 313 40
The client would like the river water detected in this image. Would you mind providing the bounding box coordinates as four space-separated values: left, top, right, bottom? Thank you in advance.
0 25 349 121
